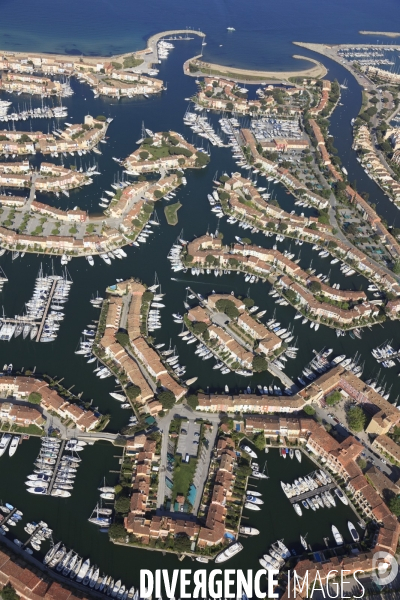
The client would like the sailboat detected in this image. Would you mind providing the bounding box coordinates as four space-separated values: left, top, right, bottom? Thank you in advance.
300 534 308 551
88 503 112 527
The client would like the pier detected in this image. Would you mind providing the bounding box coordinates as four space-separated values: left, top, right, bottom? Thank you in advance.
288 482 336 504
35 278 57 342
46 440 66 496
22 522 45 550
1 507 17 527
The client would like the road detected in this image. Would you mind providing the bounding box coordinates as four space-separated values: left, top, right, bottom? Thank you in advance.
191 422 218 514
156 404 220 509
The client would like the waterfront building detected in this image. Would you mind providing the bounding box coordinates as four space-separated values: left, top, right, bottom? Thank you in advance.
0 376 102 431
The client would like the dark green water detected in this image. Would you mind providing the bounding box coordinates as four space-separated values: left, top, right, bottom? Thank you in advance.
0 40 398 587
0 442 358 588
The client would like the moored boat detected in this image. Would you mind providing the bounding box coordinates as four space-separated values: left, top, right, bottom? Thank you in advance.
215 542 243 563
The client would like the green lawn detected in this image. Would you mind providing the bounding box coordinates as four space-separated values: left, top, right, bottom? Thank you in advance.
172 456 197 502
164 202 182 226
10 424 44 436
142 144 170 160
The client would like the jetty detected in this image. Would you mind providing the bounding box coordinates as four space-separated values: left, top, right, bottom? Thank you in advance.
46 440 66 495
288 481 336 504
36 278 57 342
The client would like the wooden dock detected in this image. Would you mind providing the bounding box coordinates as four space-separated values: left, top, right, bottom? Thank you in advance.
36 279 57 342
46 440 66 495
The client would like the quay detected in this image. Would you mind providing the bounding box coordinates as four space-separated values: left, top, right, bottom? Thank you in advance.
288 481 336 504
46 439 66 495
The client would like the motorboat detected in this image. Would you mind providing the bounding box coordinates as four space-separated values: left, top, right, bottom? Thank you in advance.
215 542 243 563
293 503 302 516
0 434 12 457
8 436 19 457
241 445 257 459
239 526 260 535
332 525 343 546
334 488 348 505
348 521 359 542
244 502 261 511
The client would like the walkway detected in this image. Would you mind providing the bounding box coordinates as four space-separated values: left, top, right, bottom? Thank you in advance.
46 440 66 495
288 481 336 504
267 362 296 390
35 279 57 342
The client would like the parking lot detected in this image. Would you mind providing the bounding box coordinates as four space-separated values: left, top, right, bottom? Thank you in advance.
250 117 304 141
176 419 201 458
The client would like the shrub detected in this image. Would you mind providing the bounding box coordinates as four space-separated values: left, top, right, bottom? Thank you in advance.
253 355 268 372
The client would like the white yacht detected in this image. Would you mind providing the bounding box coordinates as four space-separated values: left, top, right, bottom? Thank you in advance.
8 436 19 457
0 434 12 457
215 542 243 563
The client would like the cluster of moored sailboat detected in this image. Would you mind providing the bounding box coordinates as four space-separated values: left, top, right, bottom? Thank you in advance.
25 437 85 497
183 108 227 147
44 542 137 598
0 266 72 343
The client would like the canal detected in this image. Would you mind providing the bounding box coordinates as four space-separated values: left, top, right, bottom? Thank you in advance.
0 39 398 587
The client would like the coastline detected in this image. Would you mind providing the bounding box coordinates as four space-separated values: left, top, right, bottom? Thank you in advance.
0 29 205 65
183 54 327 83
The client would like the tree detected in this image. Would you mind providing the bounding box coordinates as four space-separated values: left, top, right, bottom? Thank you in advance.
193 322 207 335
309 280 322 294
186 394 198 409
139 151 149 160
326 391 342 406
303 405 315 416
28 391 42 404
389 496 400 517
347 406 366 432
253 432 265 450
243 297 254 308
158 390 176 409
357 458 367 471
393 260 400 275
108 523 127 539
205 254 217 266
125 385 141 400
253 355 268 372
95 115 106 122
115 495 131 514
215 299 239 319
1 584 19 600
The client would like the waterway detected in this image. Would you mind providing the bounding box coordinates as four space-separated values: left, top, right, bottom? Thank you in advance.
0 3 400 589
0 442 359 591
